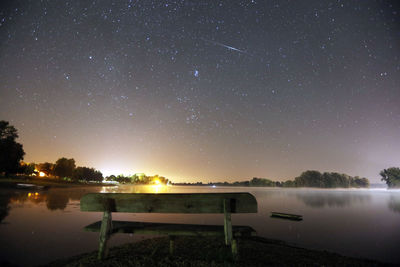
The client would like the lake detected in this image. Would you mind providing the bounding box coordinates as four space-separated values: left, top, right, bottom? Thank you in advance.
1 185 400 266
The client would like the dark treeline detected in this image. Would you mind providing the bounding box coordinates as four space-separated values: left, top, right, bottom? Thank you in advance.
19 157 104 182
105 174 169 185
174 170 370 188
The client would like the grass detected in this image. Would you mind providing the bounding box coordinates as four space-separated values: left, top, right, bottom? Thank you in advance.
47 236 388 267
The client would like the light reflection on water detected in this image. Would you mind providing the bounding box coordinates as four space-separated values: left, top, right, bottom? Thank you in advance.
0 185 400 266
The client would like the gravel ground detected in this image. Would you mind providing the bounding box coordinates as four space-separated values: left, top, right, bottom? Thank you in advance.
46 236 389 267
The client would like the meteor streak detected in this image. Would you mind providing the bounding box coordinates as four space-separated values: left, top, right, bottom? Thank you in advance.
201 38 251 55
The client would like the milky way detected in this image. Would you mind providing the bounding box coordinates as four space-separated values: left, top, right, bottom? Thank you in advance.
0 1 399 182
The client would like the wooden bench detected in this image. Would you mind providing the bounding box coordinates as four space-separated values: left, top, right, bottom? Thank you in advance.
80 192 257 259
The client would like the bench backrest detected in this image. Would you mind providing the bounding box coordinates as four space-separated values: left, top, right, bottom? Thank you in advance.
80 193 257 213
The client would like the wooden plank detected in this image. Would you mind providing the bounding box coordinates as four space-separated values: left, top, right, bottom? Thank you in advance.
80 193 257 213
84 220 256 237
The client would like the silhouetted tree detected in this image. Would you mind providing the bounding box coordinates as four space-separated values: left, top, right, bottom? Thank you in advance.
282 180 296 187
293 170 369 188
54 157 75 178
380 167 400 188
105 175 116 181
351 176 369 188
19 162 36 175
295 170 324 187
72 166 103 182
37 162 55 176
250 177 275 187
0 121 25 176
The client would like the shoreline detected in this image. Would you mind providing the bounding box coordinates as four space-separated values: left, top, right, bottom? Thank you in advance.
0 176 113 188
46 236 390 266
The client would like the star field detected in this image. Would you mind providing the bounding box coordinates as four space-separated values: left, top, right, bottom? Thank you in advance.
0 0 399 182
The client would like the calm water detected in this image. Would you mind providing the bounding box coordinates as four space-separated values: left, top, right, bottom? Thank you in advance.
1 185 400 266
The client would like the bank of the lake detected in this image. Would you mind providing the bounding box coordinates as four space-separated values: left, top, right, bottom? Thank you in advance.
48 236 388 267
0 176 111 188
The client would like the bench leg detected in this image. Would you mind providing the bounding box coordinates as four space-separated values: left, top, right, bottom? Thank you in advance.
231 239 238 258
223 199 233 245
169 236 175 255
98 211 112 260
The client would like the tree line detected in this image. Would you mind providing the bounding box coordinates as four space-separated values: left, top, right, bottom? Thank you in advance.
105 174 169 185
19 158 104 182
175 170 371 188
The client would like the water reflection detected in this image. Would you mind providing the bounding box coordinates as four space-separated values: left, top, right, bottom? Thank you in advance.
0 190 15 223
1 186 399 226
295 191 371 208
10 190 68 210
388 196 400 213
100 184 172 194
45 192 69 210
0 185 173 223
0 188 88 223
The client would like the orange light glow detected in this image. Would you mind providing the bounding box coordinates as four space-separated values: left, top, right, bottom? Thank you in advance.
39 171 46 177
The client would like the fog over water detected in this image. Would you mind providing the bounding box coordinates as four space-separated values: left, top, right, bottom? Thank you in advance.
1 185 400 266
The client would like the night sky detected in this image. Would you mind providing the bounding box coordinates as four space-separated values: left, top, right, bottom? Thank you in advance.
0 1 399 183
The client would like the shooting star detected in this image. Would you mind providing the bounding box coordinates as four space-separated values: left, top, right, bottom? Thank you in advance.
201 38 252 56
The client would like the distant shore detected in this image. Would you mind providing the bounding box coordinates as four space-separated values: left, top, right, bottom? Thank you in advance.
46 236 389 267
0 176 112 188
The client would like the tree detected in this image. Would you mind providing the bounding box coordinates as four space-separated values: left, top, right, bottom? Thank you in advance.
105 175 116 181
380 167 400 188
37 162 55 176
294 170 323 187
54 157 75 178
0 121 25 176
352 176 370 188
72 167 103 182
20 162 36 175
250 177 275 187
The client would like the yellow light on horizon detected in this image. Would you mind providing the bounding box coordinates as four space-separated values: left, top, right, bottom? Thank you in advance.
39 171 45 177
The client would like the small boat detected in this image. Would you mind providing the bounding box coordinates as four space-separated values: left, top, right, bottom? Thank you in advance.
270 212 303 221
16 183 47 190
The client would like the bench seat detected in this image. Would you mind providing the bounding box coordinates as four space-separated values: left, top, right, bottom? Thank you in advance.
84 220 256 237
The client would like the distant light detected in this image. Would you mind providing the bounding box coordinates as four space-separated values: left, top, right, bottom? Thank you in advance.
194 69 199 77
39 171 46 177
212 185 216 188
